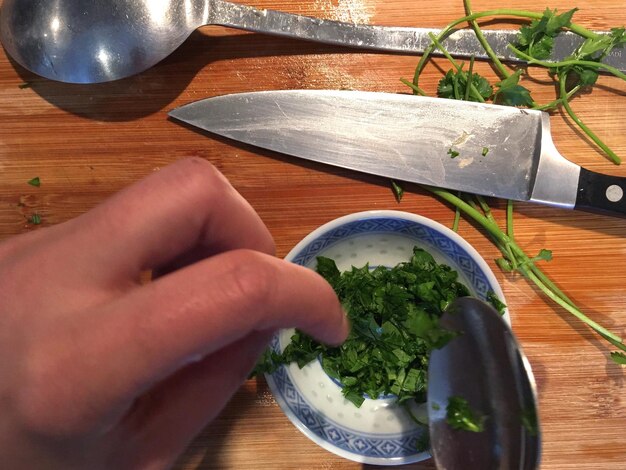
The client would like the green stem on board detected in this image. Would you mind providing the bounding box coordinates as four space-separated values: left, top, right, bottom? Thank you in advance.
421 186 626 349
557 73 621 164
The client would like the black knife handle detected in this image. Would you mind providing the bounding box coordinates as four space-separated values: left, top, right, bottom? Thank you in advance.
575 168 626 218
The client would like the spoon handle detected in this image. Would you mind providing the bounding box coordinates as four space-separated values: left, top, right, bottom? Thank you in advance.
207 1 624 71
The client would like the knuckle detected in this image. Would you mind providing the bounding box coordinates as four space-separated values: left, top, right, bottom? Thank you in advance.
173 157 230 199
226 250 278 313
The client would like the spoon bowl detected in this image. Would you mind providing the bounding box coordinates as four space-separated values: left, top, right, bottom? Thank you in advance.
0 0 205 83
428 297 541 470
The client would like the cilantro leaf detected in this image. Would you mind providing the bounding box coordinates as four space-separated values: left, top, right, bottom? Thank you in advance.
562 28 626 87
486 291 507 315
415 430 430 453
446 396 486 432
315 256 341 285
27 177 41 187
515 8 577 60
437 68 492 102
575 27 626 61
28 214 42 225
447 148 459 158
610 351 626 365
521 406 539 436
532 248 553 263
493 70 534 107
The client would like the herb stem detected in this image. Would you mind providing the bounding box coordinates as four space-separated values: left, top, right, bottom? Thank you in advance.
474 195 517 269
452 194 462 232
413 9 599 88
464 56 475 101
532 85 581 111
506 200 514 238
556 73 621 164
509 46 626 81
521 265 626 347
427 33 485 102
400 77 427 96
463 0 510 79
422 186 626 348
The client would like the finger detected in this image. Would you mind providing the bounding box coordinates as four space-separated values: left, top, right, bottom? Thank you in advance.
25 157 275 287
118 331 271 469
24 250 347 435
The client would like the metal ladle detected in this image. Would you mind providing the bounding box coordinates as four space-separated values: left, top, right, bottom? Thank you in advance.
428 297 541 470
1 0 423 84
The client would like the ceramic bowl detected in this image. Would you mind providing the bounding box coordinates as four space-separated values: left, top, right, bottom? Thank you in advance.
265 210 506 465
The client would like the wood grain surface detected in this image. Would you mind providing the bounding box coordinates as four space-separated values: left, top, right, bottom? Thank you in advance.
1 1 625 468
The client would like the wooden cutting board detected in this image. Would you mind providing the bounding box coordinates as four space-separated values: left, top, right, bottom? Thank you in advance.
0 1 625 468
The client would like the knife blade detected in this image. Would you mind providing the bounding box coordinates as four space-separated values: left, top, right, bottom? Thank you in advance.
211 3 626 73
169 90 626 217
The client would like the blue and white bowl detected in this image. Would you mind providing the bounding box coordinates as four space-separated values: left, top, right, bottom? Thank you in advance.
265 210 506 465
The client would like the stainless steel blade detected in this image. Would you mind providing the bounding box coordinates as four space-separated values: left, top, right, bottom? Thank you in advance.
211 2 625 73
169 90 581 207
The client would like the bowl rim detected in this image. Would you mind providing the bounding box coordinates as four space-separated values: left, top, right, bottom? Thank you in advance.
270 210 508 465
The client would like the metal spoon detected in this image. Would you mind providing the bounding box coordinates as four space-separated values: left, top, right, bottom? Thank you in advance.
428 297 541 470
0 0 606 84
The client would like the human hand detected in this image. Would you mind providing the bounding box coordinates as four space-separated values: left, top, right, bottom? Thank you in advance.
0 158 348 469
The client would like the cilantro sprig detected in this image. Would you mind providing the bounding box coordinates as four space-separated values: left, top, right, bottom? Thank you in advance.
409 2 624 164
401 1 626 365
515 8 578 60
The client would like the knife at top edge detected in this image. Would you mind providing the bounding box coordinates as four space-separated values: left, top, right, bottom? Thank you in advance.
410 28 624 72
213 4 626 73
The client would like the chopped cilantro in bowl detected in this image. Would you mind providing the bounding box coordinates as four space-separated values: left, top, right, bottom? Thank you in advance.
257 246 473 407
258 210 507 464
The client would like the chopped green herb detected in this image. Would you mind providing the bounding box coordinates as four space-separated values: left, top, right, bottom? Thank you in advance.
533 249 553 263
446 396 486 432
18 82 32 89
28 177 41 187
253 247 470 407
521 406 539 436
28 214 42 225
610 351 626 365
481 147 489 156
415 430 430 453
447 148 460 158
432 402 441 411
391 180 405 202
486 291 507 315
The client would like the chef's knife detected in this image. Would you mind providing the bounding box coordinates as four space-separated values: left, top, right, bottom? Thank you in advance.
169 90 626 217
212 4 626 72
